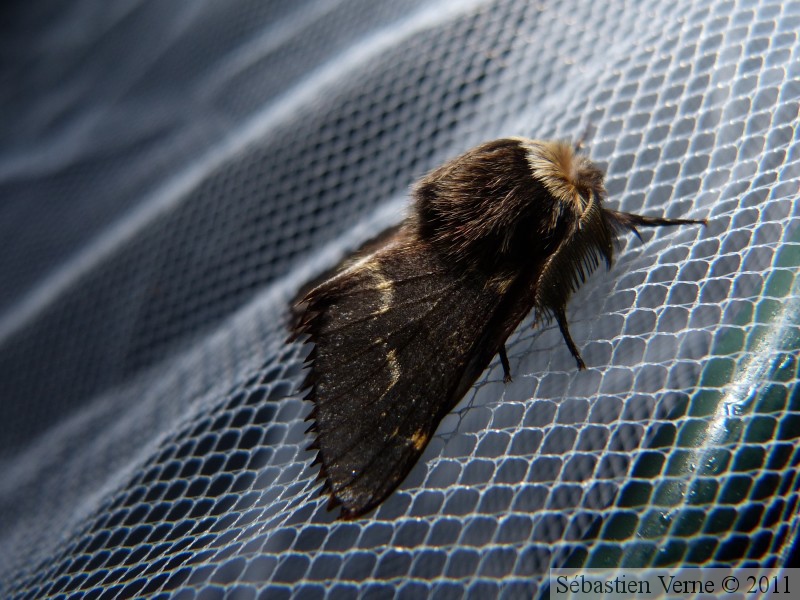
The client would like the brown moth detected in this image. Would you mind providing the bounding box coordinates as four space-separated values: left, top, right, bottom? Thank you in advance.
292 138 705 519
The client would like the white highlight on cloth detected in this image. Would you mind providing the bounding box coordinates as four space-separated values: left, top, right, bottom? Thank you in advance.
0 0 491 345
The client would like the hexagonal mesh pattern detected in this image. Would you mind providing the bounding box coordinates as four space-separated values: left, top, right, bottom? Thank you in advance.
1 0 798 597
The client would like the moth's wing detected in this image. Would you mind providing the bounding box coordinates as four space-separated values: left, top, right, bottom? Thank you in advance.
294 232 521 519
288 223 403 332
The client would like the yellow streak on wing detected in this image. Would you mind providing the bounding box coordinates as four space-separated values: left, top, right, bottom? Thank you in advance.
371 268 394 315
410 430 428 451
486 272 515 294
386 348 401 387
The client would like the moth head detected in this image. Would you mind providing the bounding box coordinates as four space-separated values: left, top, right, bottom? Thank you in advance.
517 138 607 223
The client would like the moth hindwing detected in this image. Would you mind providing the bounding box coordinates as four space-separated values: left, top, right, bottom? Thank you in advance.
292 137 705 518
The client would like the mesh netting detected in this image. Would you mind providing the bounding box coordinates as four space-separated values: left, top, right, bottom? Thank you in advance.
1 0 798 597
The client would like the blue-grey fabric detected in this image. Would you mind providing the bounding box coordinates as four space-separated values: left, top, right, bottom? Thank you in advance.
1 0 798 597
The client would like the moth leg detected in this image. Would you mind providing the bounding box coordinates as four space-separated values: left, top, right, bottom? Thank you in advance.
499 345 512 383
554 308 586 370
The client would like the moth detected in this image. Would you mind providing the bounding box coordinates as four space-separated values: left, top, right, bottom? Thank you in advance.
292 137 705 519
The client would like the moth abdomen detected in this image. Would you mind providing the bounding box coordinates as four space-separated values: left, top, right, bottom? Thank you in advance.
292 137 705 518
